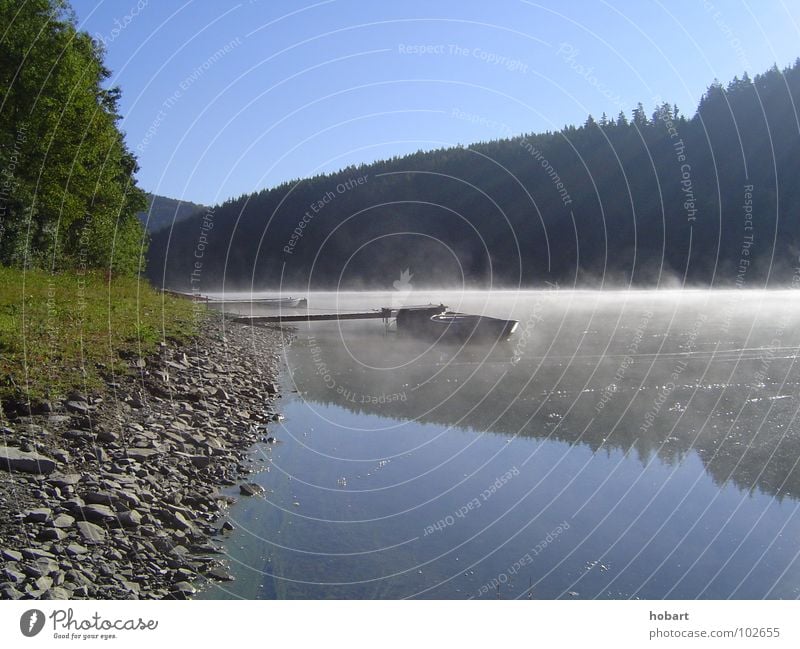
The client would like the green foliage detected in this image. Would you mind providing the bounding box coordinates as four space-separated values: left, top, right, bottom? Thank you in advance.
0 0 147 275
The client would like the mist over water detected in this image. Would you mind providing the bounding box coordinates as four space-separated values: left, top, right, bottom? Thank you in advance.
201 289 800 599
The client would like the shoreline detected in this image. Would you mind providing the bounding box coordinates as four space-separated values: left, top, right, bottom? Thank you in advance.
0 313 289 600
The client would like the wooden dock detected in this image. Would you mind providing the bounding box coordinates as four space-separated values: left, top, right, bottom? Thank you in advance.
232 309 393 324
232 304 447 325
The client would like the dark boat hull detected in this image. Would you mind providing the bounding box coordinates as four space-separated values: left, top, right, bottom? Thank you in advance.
396 306 518 343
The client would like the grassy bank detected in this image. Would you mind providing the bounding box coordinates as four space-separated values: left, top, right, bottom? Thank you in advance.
0 266 197 406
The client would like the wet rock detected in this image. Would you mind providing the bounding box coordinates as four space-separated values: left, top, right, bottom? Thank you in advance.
239 483 264 497
0 446 57 474
205 566 234 582
169 581 196 599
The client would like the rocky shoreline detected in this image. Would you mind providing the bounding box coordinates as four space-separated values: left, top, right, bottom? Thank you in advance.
0 313 289 600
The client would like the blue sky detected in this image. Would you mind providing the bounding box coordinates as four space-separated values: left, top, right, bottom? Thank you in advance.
70 0 800 206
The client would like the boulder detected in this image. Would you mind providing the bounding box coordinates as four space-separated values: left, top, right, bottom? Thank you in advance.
76 521 106 544
79 504 116 523
39 528 67 542
48 474 81 489
52 514 76 529
1 548 23 562
119 510 142 528
65 400 91 414
65 543 89 557
126 448 160 462
25 508 53 523
0 446 56 474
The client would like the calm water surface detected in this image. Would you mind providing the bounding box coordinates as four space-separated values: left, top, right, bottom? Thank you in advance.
199 290 800 599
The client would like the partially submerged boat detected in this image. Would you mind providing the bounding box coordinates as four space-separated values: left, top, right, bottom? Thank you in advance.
396 305 518 342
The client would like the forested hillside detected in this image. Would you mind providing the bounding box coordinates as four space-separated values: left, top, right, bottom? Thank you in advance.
138 194 205 233
148 60 800 290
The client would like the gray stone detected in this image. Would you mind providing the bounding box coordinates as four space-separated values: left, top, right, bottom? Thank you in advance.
166 511 196 534
52 514 75 529
76 521 106 544
35 575 54 591
90 448 109 464
4 568 26 584
79 504 116 523
65 400 91 414
189 455 211 469
39 528 67 542
83 491 117 506
127 448 160 462
1 548 23 562
0 446 57 474
96 429 119 443
65 543 89 557
25 507 53 523
0 584 23 599
45 586 72 599
21 547 56 560
52 449 71 463
48 473 81 489
119 510 142 528
30 557 59 576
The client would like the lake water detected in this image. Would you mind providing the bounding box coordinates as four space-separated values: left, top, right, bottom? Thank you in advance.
198 290 800 599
